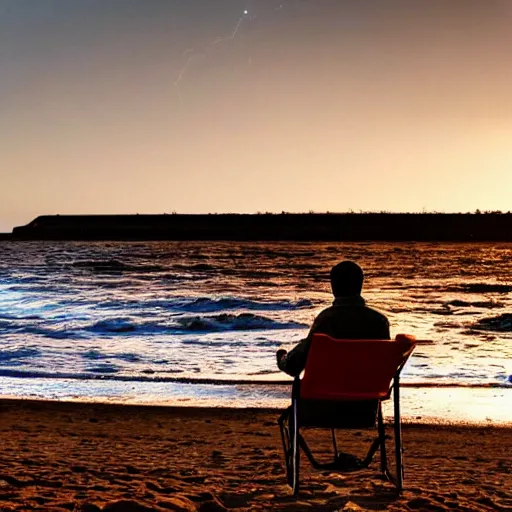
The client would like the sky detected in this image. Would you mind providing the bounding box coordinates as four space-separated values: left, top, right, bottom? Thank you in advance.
1 0 512 232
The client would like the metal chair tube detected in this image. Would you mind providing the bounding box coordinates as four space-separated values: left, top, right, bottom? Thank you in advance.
393 375 404 491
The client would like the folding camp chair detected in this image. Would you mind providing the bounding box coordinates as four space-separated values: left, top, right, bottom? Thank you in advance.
278 333 416 496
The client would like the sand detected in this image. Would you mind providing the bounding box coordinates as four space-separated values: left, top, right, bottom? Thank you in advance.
0 399 510 512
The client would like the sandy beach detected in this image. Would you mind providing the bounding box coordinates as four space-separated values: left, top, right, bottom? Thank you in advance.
0 400 510 511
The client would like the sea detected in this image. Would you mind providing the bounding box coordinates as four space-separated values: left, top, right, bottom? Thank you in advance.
0 241 510 424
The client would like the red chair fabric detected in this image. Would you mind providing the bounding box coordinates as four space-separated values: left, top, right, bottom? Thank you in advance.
300 334 416 401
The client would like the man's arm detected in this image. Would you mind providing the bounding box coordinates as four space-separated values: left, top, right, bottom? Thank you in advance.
277 337 310 377
276 313 324 376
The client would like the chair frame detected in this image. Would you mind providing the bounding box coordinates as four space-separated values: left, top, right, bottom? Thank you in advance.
278 364 407 496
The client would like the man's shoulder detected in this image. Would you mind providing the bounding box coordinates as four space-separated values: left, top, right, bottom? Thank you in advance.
362 305 389 323
316 302 389 326
311 299 390 340
314 305 338 320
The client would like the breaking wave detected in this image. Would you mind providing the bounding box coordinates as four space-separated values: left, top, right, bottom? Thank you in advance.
173 297 313 313
174 313 307 332
0 312 307 339
91 297 313 314
86 314 305 335
0 347 41 364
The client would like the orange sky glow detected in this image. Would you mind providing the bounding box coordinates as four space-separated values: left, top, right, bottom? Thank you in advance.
1 0 512 232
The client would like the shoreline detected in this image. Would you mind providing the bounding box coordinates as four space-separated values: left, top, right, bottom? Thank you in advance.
1 370 510 387
0 396 511 427
1 379 510 427
1 396 512 428
0 398 510 511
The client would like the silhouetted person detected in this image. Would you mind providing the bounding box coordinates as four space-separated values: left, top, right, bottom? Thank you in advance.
276 261 390 376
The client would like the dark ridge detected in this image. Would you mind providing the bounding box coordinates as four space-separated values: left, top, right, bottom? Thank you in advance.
10 212 512 241
0 233 12 241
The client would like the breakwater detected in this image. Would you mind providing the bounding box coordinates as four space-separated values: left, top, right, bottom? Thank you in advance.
9 213 512 241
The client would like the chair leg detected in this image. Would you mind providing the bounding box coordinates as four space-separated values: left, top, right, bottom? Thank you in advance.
394 379 404 491
278 408 294 488
377 401 388 474
291 396 300 496
278 409 289 458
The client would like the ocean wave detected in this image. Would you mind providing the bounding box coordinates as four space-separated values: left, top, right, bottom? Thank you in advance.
473 314 512 332
23 325 83 339
82 349 141 362
86 318 139 333
445 299 504 309
2 318 86 339
458 283 512 294
8 276 44 284
85 364 120 374
171 263 216 272
82 313 305 336
0 346 40 363
94 296 313 313
72 259 165 273
0 313 42 321
174 297 313 313
409 283 512 294
175 313 307 332
84 318 179 335
5 284 76 295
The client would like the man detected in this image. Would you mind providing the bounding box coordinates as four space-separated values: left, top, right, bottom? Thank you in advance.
276 260 390 376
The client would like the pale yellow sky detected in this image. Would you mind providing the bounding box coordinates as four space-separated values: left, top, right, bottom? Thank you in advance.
1 0 512 231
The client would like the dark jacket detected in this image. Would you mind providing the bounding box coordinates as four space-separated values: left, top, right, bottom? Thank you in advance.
277 296 390 376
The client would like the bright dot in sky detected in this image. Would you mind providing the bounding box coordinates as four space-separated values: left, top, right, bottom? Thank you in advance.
244 10 248 14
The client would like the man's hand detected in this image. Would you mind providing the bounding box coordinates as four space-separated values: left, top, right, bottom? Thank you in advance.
276 349 287 367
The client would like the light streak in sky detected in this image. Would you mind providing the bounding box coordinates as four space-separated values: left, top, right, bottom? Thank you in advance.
173 2 293 101
211 13 245 45
173 46 207 89
173 9 250 96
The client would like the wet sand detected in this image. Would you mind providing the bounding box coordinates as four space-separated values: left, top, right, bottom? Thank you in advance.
0 399 510 511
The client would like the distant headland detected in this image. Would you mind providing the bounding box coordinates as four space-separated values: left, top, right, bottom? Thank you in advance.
5 212 512 241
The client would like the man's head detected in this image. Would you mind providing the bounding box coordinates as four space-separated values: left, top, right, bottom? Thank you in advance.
330 261 364 297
